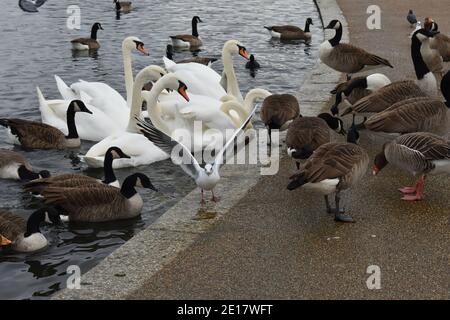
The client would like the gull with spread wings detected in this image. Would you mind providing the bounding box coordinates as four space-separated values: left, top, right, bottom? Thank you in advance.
136 104 257 204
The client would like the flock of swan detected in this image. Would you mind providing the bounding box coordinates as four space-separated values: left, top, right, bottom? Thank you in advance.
1 9 450 254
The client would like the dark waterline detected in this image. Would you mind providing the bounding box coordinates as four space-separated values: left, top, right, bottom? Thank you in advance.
0 0 322 299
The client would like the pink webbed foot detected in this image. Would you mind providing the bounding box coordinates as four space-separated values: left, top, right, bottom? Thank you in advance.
401 194 424 201
398 186 417 194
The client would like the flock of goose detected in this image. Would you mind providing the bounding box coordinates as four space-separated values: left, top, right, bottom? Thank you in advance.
0 7 450 253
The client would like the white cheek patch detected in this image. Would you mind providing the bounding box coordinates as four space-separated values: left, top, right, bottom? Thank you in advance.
136 178 143 188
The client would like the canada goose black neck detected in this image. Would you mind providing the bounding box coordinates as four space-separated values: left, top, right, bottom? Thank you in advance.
411 34 431 80
304 20 312 33
120 174 139 199
166 45 174 60
441 71 450 106
18 165 39 181
90 24 101 40
102 150 117 185
346 77 368 95
24 208 46 237
192 17 199 37
115 1 121 11
329 23 342 47
65 103 79 139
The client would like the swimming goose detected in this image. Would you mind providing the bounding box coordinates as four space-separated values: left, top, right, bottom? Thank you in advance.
136 104 257 204
42 173 157 222
0 100 92 150
23 147 129 195
0 208 61 253
287 142 369 223
427 20 450 62
166 45 217 66
114 0 131 13
407 10 417 27
71 22 103 51
341 29 440 117
320 20 393 76
170 16 203 49
264 17 313 43
0 149 50 181
260 94 300 144
373 132 450 201
286 113 346 168
364 70 450 135
330 73 391 115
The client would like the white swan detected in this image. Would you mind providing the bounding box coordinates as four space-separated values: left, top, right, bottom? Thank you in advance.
163 40 250 101
83 69 190 168
55 36 150 126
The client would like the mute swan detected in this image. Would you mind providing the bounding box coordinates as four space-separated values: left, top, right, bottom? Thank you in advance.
83 70 189 169
56 36 150 121
163 40 250 101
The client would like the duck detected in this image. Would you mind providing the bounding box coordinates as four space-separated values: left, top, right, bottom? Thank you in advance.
320 20 393 77
407 10 417 27
245 54 260 70
330 73 391 115
136 104 257 204
71 22 103 50
163 40 250 102
0 149 50 181
364 69 450 135
286 113 346 169
0 100 92 150
287 142 369 223
83 71 188 169
0 207 61 252
166 44 217 66
23 147 129 195
260 94 300 144
264 17 313 43
373 132 450 201
427 20 450 62
55 36 150 116
114 0 131 13
341 28 440 117
41 173 157 222
170 16 203 49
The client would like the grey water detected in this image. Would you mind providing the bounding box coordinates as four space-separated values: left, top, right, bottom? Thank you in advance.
0 0 322 299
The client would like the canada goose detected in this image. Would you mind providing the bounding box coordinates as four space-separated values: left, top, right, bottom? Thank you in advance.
18 0 47 13
373 132 450 201
0 100 92 150
407 10 417 27
341 29 440 117
330 73 391 115
364 70 450 135
170 16 203 49
0 207 61 252
0 149 50 181
24 147 130 194
165 45 217 66
419 20 444 85
346 115 360 144
264 17 313 43
260 94 300 144
136 104 257 204
427 20 450 62
320 20 393 76
1 234 11 245
114 0 131 13
71 22 103 51
42 173 157 222
245 55 260 70
287 142 369 223
286 113 346 168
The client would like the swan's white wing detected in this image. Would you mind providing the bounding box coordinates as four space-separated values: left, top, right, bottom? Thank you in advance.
213 104 257 171
136 118 202 179
55 75 78 101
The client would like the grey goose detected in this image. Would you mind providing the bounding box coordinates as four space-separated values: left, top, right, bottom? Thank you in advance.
373 132 450 201
23 147 130 194
286 113 346 169
341 28 440 117
170 16 203 49
0 207 61 253
264 18 314 43
71 22 103 50
319 20 393 76
287 142 369 223
0 100 92 150
42 173 157 222
0 149 50 181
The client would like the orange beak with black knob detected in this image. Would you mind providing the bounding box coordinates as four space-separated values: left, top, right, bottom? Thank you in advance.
238 45 250 60
137 43 150 56
177 81 190 102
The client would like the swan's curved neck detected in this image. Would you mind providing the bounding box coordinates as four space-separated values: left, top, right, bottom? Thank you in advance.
222 50 243 101
243 89 272 114
143 79 172 134
220 102 248 128
126 72 154 132
123 46 134 108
